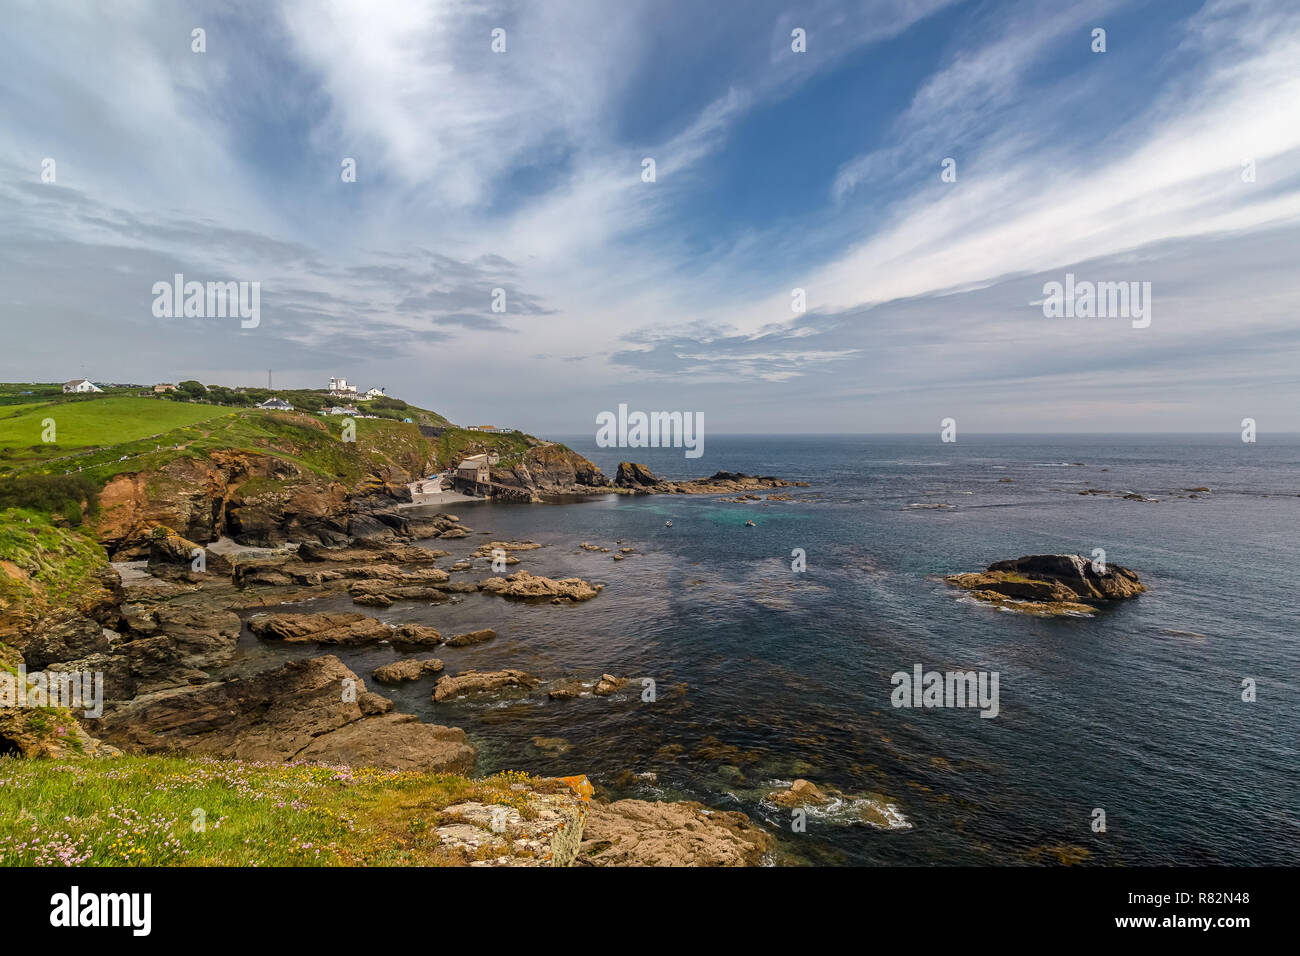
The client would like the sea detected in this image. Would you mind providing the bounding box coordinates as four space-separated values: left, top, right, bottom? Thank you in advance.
236 434 1300 866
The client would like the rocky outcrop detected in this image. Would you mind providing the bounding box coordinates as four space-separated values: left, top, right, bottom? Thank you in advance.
488 444 611 501
594 674 629 696
613 463 807 495
444 628 496 648
248 611 394 645
97 655 476 773
578 799 773 866
765 779 910 829
118 604 242 692
947 553 1146 616
146 531 234 582
435 778 591 866
372 658 445 684
433 669 540 702
95 431 442 557
479 570 602 603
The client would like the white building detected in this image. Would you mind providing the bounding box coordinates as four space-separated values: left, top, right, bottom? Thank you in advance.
256 398 294 411
456 454 490 484
363 387 385 399
328 376 357 397
62 379 102 394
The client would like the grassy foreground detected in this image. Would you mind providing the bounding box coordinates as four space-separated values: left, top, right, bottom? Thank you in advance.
0 755 553 866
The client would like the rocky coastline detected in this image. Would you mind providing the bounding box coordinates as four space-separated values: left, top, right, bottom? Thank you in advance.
0 482 777 866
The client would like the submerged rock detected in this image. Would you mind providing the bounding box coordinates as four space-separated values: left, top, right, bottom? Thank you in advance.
765 779 910 830
443 628 496 648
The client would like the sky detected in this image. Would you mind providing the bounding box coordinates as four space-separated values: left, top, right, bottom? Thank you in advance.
1 0 1298 434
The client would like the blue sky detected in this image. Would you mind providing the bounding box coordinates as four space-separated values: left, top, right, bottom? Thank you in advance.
2 0 1298 433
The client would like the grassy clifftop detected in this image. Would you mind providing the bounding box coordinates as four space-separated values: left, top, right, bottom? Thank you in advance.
0 756 570 866
0 397 438 487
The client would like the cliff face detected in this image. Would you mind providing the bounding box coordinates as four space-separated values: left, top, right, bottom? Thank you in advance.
490 443 610 499
95 447 429 558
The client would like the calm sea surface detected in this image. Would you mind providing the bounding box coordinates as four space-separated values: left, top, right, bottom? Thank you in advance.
236 434 1300 865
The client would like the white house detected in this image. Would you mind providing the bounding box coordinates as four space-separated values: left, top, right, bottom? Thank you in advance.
324 405 360 416
363 387 385 399
328 376 357 397
256 398 294 411
62 379 102 394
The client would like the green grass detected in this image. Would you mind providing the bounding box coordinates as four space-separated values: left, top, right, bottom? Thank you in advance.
0 399 439 488
0 397 234 455
434 427 533 469
0 756 551 866
0 508 110 614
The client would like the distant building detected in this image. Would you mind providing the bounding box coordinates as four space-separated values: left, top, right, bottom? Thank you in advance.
153 383 176 393
328 376 357 397
256 398 294 411
456 454 490 484
62 379 102 394
324 405 360 416
363 387 385 399
468 424 499 432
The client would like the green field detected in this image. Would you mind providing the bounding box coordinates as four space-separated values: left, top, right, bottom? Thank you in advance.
0 397 235 453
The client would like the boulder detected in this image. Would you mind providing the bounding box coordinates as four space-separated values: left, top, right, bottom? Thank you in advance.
391 623 444 646
765 779 910 829
479 570 602 603
433 669 540 702
372 658 445 684
768 778 827 808
547 680 587 701
444 628 496 648
146 532 233 581
247 611 392 645
594 674 629 696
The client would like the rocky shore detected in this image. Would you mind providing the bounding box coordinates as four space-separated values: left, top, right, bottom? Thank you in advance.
0 493 772 866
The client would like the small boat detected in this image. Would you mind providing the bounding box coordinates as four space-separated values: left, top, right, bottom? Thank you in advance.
665 520 673 527
745 520 756 527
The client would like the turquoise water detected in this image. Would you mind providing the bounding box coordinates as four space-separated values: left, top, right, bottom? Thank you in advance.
241 435 1300 865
